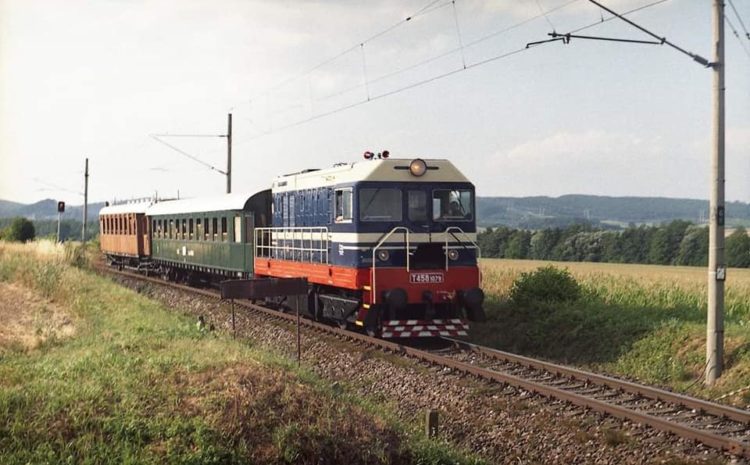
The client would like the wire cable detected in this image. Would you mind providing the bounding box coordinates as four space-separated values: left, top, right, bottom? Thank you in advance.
567 0 670 34
451 0 467 69
727 0 750 40
228 0 453 112
149 135 227 174
227 0 668 146
585 0 711 66
725 13 750 59
314 0 581 104
535 0 557 32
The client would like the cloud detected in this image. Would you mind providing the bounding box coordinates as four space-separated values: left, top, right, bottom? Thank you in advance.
503 129 661 163
480 129 704 198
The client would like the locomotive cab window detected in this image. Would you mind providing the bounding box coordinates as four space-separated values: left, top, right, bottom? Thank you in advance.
408 190 428 222
433 189 473 221
360 188 402 222
334 188 353 223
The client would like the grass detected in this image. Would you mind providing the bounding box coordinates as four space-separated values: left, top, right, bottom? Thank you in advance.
0 241 484 465
475 258 750 405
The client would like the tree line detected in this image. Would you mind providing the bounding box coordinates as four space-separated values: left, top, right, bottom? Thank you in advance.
477 221 750 268
0 217 100 243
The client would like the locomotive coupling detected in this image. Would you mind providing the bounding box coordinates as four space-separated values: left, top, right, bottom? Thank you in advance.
384 288 408 311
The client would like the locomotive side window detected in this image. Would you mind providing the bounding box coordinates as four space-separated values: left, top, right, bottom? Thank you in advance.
360 188 402 222
335 188 353 223
408 190 428 222
432 189 473 221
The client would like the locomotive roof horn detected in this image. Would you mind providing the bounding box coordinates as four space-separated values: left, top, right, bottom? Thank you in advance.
363 150 390 160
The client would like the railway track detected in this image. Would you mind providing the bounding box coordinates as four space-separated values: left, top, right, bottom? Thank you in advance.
100 264 750 459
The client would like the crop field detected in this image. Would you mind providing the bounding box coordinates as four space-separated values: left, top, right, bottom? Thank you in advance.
476 259 750 405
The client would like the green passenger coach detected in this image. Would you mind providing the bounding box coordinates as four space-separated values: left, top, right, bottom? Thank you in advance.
146 191 271 281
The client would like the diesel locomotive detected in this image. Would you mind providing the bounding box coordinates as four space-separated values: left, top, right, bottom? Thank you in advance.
99 156 485 338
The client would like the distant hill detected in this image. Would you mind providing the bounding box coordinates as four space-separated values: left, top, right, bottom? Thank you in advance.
477 195 750 229
0 198 107 222
2 195 750 231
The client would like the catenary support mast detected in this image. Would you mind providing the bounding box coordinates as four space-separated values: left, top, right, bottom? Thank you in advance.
706 0 726 386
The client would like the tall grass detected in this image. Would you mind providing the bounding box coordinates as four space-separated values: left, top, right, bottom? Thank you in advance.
0 241 485 465
477 259 750 403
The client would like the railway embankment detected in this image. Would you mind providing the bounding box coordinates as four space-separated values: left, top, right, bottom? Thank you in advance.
98 258 733 462
0 241 480 465
475 259 750 407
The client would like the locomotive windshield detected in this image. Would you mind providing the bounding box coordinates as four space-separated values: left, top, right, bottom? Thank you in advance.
433 189 473 221
359 188 402 221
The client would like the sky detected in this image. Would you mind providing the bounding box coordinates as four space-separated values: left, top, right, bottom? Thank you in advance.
1 0 749 205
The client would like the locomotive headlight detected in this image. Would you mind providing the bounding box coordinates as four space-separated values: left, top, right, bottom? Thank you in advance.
377 250 390 262
447 249 459 261
409 158 427 177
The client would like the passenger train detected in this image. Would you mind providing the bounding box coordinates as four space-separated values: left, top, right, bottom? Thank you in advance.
99 156 485 338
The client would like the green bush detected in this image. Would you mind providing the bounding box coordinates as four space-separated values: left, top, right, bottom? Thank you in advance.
509 265 580 306
3 217 35 243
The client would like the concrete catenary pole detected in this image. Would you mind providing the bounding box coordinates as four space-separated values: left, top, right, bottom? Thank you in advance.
226 113 232 194
82 158 89 244
706 0 726 386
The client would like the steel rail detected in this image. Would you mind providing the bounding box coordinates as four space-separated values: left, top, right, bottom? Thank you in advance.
98 265 750 458
443 337 750 425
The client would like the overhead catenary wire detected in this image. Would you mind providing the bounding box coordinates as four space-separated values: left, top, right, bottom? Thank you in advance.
309 0 582 105
149 134 227 175
535 0 557 32
585 0 711 66
210 0 584 147
566 0 669 34
727 0 749 40
232 0 668 143
150 133 226 138
228 0 453 112
32 178 83 197
725 13 750 59
451 0 467 69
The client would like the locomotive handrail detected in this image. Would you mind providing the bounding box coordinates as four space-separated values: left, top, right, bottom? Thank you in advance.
444 227 481 280
254 227 329 264
371 226 411 304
